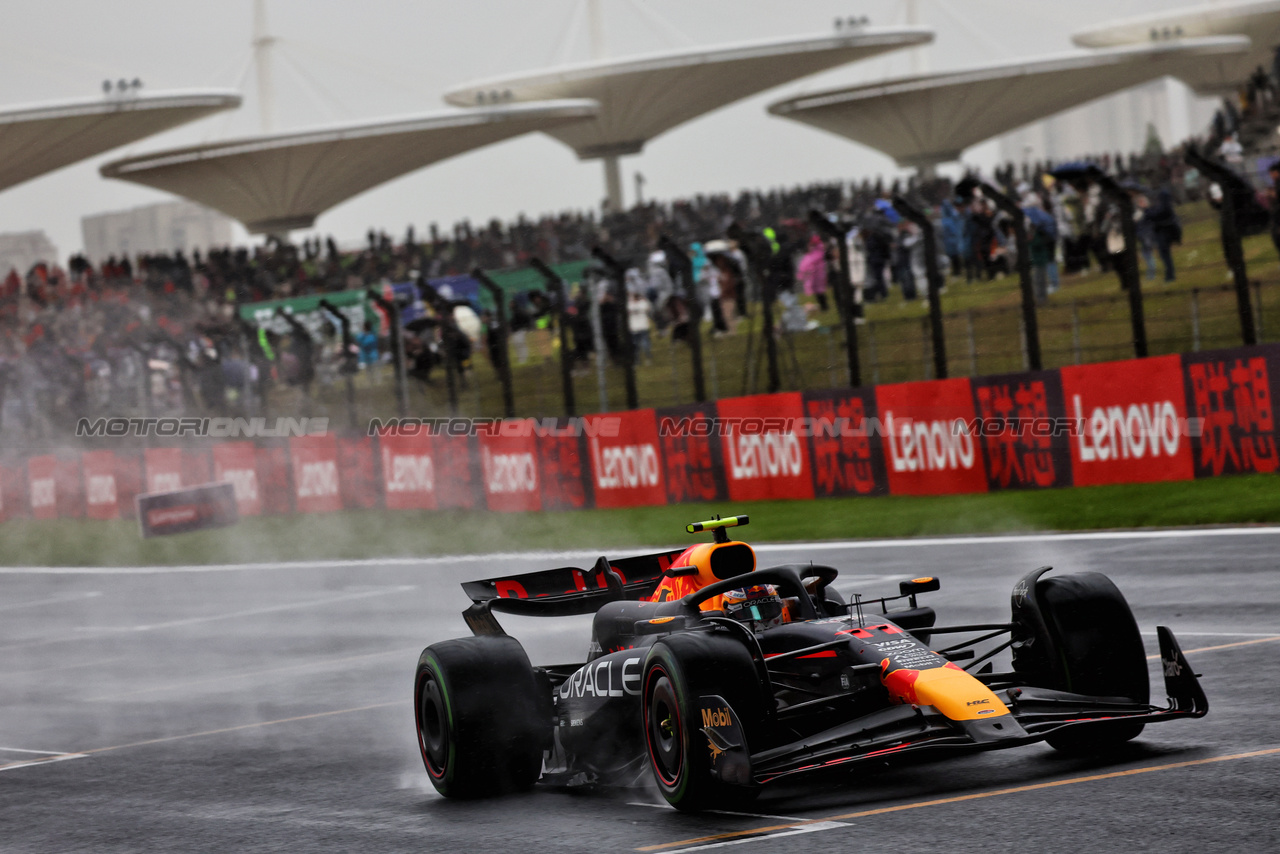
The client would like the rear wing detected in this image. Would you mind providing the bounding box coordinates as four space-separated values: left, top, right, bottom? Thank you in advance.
461 548 685 635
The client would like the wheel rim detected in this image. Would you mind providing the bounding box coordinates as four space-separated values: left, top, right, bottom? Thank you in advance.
645 668 682 788
418 671 449 779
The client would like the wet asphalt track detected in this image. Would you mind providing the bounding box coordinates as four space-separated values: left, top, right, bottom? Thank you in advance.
2 528 1280 853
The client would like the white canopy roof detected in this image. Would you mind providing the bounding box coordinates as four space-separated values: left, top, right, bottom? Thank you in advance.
442 28 933 159
1073 1 1280 94
0 90 240 194
99 100 598 234
766 37 1249 168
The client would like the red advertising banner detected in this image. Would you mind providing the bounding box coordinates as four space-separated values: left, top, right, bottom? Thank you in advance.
289 434 343 514
970 370 1073 490
434 434 481 510
479 423 541 512
27 454 58 520
338 436 380 510
380 431 437 511
716 392 815 503
1182 345 1280 478
536 421 591 511
144 448 184 493
213 441 263 517
655 403 727 505
182 448 212 487
56 456 84 519
875 378 987 496
114 451 143 519
81 450 119 520
256 445 293 515
1060 355 1194 487
802 388 887 497
584 409 664 509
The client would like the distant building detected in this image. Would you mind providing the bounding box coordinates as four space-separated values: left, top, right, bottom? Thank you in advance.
0 230 58 276
997 77 1219 165
81 200 233 262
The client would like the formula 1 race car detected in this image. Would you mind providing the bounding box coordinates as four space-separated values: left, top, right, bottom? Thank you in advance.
413 515 1208 810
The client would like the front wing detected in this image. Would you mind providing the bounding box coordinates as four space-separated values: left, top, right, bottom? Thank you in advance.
747 626 1207 785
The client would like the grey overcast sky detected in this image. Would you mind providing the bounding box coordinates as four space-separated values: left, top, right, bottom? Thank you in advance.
0 0 1210 257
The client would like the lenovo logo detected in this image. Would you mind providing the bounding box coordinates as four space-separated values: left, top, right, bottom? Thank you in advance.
220 468 260 502
296 460 339 498
725 428 803 480
885 412 976 473
385 454 434 493
590 439 659 489
482 449 537 494
150 472 182 493
1072 395 1180 462
30 478 55 508
86 474 117 506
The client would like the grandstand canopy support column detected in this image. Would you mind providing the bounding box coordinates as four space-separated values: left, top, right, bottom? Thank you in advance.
602 154 624 212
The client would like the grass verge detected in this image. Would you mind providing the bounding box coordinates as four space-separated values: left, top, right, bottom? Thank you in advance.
4 474 1279 566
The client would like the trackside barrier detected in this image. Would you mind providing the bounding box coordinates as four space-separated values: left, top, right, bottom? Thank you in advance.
5 345 1278 521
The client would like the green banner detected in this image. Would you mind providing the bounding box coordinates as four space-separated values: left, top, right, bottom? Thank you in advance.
480 260 593 307
238 288 372 339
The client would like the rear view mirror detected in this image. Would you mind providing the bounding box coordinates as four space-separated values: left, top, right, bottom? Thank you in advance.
900 576 941 596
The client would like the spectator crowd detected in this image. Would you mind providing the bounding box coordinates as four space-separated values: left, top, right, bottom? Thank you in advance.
0 135 1252 442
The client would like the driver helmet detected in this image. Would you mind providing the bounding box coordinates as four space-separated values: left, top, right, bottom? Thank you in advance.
722 584 788 631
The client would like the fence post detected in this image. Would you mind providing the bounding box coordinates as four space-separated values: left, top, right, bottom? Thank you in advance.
659 235 706 402
921 317 932 380
1184 146 1257 345
365 291 408 417
1255 281 1265 341
808 209 861 386
727 224 780 394
1050 164 1146 357
1190 288 1201 352
471 269 515 418
1071 299 1082 364
893 195 948 378
530 258 576 417
869 321 880 385
958 179 1042 370
591 247 638 409
966 310 978 376
1018 313 1030 371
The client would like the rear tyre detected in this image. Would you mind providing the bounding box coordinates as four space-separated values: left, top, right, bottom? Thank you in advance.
414 636 547 798
1019 572 1149 753
642 632 766 811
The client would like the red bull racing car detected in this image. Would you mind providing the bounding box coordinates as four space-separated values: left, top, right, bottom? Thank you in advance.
413 515 1207 810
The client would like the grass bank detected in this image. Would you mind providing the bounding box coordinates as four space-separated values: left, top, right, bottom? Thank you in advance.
4 474 1278 566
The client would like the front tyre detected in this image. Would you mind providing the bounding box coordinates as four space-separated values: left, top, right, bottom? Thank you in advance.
1015 571 1149 753
642 632 765 811
415 636 547 798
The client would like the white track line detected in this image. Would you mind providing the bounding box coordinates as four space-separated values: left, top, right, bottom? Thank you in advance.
0 526 1277 575
73 585 416 633
0 591 102 612
0 751 87 772
661 822 850 852
627 803 811 822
